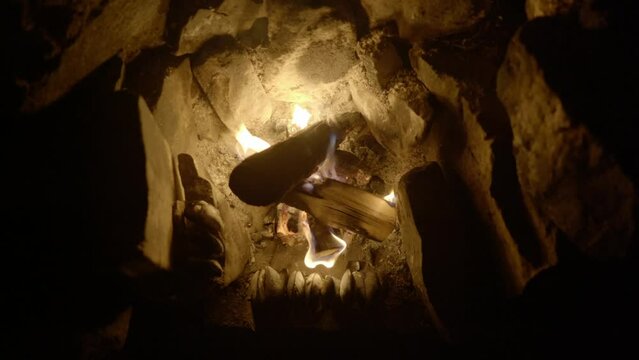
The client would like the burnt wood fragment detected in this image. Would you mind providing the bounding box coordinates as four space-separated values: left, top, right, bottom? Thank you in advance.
229 121 337 206
283 179 396 242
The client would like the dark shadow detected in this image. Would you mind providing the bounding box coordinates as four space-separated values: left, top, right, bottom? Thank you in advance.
122 45 186 110
165 0 225 50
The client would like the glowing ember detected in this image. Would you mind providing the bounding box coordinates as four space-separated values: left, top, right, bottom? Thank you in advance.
299 211 347 269
291 104 311 130
383 190 396 206
235 124 270 157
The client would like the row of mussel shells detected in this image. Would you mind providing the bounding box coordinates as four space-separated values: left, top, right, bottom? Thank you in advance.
249 266 381 310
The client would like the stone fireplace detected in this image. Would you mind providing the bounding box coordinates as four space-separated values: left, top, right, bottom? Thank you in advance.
6 0 639 358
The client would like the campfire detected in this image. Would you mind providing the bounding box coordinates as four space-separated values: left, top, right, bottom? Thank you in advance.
11 0 638 357
233 104 395 271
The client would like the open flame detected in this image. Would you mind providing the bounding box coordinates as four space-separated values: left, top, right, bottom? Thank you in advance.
291 104 311 130
299 211 347 269
234 104 350 269
383 190 396 206
235 124 270 157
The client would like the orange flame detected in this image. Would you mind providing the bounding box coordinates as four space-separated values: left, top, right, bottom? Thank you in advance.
299 211 347 269
235 124 270 157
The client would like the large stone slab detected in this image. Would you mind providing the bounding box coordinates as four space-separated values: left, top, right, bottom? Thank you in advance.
360 0 493 39
406 10 561 292
192 39 272 134
152 58 199 155
497 17 636 258
259 1 358 112
398 163 511 342
176 0 267 56
23 0 169 111
349 69 433 156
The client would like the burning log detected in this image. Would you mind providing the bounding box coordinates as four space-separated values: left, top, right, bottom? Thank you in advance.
229 121 338 206
283 179 396 242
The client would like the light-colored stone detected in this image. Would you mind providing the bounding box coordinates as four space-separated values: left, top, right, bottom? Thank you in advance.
356 28 403 89
138 96 175 270
351 271 366 306
305 272 323 311
497 23 636 258
286 270 305 299
349 68 433 155
153 59 199 155
363 271 380 302
259 2 358 113
361 0 492 40
176 0 267 56
214 183 252 285
409 35 555 291
339 269 353 303
320 276 339 304
263 266 285 299
525 0 579 19
24 0 169 111
192 41 272 134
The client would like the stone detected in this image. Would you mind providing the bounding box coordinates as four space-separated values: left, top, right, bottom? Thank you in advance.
398 163 518 342
409 12 556 291
497 17 637 258
259 1 358 111
525 0 579 19
176 0 267 56
152 58 200 155
263 266 285 299
23 0 169 111
176 152 251 285
320 276 339 305
360 0 493 40
339 269 353 303
349 68 433 155
387 72 434 149
214 184 252 285
356 27 403 89
351 271 366 306
363 271 380 303
305 273 323 311
248 269 262 301
192 38 272 134
137 96 176 270
286 270 305 299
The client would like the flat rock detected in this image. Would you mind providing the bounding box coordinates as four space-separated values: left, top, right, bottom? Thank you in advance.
497 16 636 258
360 0 493 40
259 2 358 111
398 162 512 342
137 96 176 270
409 11 555 288
525 0 579 19
177 154 250 285
176 0 267 56
192 38 272 134
153 58 199 155
356 27 403 89
23 0 169 111
349 68 433 156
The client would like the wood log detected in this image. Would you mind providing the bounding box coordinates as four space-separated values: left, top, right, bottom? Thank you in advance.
229 121 336 206
228 112 365 206
283 179 396 242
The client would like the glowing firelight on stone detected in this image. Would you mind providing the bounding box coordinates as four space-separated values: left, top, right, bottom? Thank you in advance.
291 104 311 130
299 211 347 269
383 190 396 206
235 124 270 157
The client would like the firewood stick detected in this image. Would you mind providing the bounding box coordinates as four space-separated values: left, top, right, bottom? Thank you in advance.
282 179 396 242
229 121 337 206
